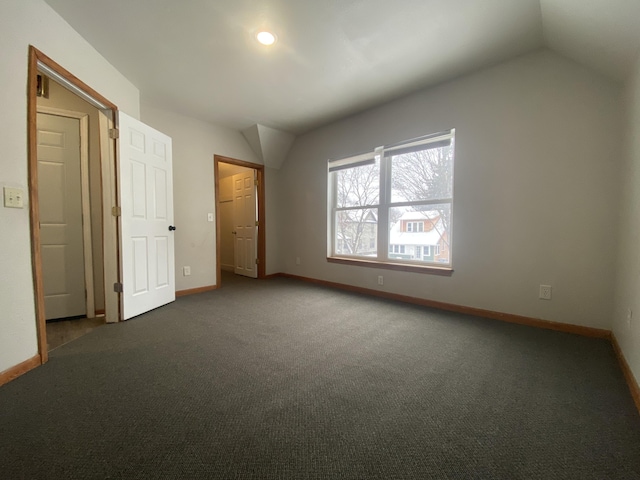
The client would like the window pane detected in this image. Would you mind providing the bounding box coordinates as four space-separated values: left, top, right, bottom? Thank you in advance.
390 142 453 203
335 158 380 208
388 204 451 264
335 208 378 257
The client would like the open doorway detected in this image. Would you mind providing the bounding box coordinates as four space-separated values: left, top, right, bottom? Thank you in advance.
214 155 266 287
28 47 120 362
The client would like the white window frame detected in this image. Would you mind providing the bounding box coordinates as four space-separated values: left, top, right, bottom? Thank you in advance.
327 130 455 273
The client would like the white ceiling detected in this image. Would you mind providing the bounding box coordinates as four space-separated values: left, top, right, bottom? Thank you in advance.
44 0 640 135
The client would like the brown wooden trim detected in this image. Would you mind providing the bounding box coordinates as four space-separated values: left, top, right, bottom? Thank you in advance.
215 155 265 171
214 155 266 285
214 157 222 289
327 256 454 276
278 273 611 339
611 334 640 415
264 273 280 279
28 47 48 364
32 47 117 111
95 309 106 316
0 355 41 387
176 285 218 297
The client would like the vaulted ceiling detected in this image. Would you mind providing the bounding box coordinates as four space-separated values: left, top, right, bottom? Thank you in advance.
44 0 640 135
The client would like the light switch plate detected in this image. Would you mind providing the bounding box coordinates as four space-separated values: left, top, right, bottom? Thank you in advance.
207 213 214 222
4 187 24 208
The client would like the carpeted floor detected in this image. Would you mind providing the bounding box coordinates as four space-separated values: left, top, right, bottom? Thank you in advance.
1 273 639 479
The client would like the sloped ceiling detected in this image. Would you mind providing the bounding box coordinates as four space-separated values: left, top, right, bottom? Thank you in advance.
43 0 640 136
242 124 295 169
541 0 640 80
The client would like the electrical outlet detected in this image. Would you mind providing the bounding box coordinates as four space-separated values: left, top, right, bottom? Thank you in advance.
207 213 214 222
539 285 552 300
295 257 301 265
378 275 384 286
183 266 191 276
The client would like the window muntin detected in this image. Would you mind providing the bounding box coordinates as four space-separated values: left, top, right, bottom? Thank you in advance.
329 131 454 268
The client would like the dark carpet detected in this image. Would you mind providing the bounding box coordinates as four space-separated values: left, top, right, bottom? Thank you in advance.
1 272 640 479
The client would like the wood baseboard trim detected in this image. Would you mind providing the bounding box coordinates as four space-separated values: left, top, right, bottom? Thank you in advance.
611 334 640 415
264 273 280 279
0 355 41 387
277 273 611 339
176 285 218 297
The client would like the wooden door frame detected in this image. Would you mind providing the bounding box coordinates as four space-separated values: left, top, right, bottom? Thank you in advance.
36 106 96 319
214 155 266 286
28 46 119 363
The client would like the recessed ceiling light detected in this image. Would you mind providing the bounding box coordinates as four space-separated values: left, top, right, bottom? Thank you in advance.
256 31 277 46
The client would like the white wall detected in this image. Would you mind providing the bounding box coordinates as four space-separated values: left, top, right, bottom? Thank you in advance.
612 55 640 385
0 0 140 374
279 49 622 329
264 166 283 275
140 104 265 291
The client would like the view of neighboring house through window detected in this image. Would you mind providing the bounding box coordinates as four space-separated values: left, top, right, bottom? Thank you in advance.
328 130 454 268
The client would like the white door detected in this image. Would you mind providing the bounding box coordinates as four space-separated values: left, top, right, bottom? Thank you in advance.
37 113 86 320
233 170 258 278
118 112 175 320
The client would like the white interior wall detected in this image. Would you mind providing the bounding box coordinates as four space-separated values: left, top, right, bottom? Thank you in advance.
613 55 640 385
279 49 622 330
264 166 283 275
0 0 140 374
139 103 262 291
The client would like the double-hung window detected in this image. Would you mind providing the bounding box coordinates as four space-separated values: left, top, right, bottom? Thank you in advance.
328 129 455 271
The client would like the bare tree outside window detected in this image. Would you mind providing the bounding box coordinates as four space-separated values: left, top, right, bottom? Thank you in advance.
390 142 454 249
335 160 379 256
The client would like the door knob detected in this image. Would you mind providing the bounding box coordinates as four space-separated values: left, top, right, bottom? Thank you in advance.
168 225 176 231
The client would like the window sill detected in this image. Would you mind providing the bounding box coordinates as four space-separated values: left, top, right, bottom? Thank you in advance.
326 256 453 276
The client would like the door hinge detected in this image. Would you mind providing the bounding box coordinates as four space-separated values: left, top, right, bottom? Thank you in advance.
113 282 123 293
255 220 259 227
109 128 119 139
254 179 258 186
255 258 259 265
112 206 121 217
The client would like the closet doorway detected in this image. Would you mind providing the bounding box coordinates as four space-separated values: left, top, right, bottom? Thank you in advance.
214 155 265 286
